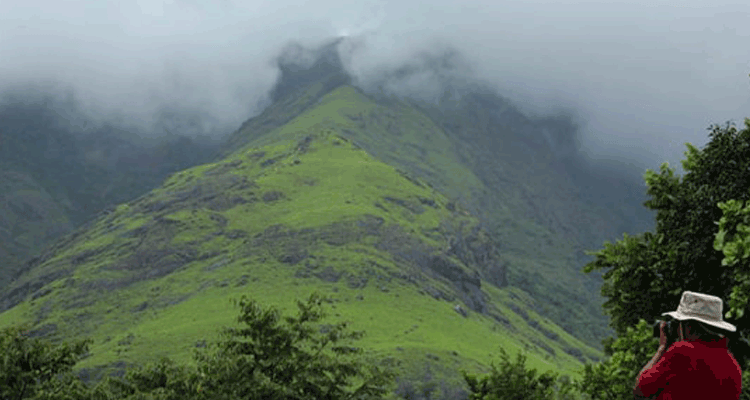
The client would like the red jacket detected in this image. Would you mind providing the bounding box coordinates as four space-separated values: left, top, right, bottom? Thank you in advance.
637 337 742 399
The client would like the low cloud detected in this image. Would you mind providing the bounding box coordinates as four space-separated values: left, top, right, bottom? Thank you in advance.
2 0 748 168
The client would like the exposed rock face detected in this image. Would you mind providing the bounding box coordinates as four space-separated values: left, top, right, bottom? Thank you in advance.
425 255 486 313
484 262 508 289
369 219 502 314
446 223 508 289
136 173 257 215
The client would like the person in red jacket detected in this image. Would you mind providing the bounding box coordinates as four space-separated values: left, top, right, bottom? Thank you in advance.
634 291 743 399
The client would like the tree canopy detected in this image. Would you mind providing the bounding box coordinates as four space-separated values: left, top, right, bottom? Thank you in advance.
463 348 568 400
0 293 395 400
580 119 750 399
0 325 91 400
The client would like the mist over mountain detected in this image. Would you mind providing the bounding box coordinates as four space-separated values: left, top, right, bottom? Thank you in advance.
0 0 747 372
0 32 653 306
270 37 650 215
0 49 634 384
2 0 748 172
2 4 730 387
0 97 221 288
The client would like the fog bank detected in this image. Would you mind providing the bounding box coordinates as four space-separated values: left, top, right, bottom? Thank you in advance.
2 0 749 169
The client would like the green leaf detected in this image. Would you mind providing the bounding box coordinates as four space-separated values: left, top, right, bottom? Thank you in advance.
582 122 750 399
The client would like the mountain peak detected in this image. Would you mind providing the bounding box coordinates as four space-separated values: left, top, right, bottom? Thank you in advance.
270 38 351 102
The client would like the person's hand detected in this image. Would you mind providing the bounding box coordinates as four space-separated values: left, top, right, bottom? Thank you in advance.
658 321 668 348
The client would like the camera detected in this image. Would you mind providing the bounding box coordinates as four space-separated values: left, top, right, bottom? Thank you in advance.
653 319 680 343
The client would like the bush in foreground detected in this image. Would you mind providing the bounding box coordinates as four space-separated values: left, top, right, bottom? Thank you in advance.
1 293 395 400
463 347 576 400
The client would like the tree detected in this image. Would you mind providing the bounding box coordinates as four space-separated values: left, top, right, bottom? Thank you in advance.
714 198 750 319
88 357 201 400
463 348 559 400
91 292 394 400
192 292 394 400
0 325 91 400
0 291 393 400
714 197 750 400
581 119 750 398
578 320 657 400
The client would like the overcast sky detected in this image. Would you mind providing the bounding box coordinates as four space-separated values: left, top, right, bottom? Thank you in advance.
1 0 749 170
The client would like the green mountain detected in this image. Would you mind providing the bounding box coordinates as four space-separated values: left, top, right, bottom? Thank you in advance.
224 40 653 345
0 101 220 287
0 40 653 394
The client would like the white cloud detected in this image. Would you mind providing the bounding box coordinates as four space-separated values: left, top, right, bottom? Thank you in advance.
1 0 748 167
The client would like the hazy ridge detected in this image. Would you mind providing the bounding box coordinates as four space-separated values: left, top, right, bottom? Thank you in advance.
0 41 653 390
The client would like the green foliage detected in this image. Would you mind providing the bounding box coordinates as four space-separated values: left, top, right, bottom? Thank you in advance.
583 119 750 360
1 120 596 388
462 348 566 400
88 292 394 400
0 325 91 400
581 119 750 399
233 79 653 349
581 232 664 338
0 292 397 400
578 320 657 400
393 375 471 400
88 358 201 400
3 76 634 396
714 199 750 319
194 292 395 400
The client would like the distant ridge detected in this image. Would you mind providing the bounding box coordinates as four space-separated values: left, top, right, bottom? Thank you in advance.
0 38 652 390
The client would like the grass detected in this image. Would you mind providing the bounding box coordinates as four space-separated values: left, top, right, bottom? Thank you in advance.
0 85 606 394
71 263 594 380
243 86 618 347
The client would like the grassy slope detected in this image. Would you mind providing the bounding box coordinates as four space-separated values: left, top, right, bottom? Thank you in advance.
351 90 652 345
0 86 601 394
0 169 73 287
0 104 219 289
232 84 634 347
411 96 618 344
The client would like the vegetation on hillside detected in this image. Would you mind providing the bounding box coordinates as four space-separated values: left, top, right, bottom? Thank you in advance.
220 41 654 349
0 293 390 400
227 75 652 347
0 325 91 400
0 292 581 400
2 42 654 369
4 118 748 400
409 91 652 345
0 101 220 288
5 42 745 399
579 119 750 399
0 124 599 396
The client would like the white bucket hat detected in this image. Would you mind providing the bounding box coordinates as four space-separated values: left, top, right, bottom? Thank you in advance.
662 291 736 332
